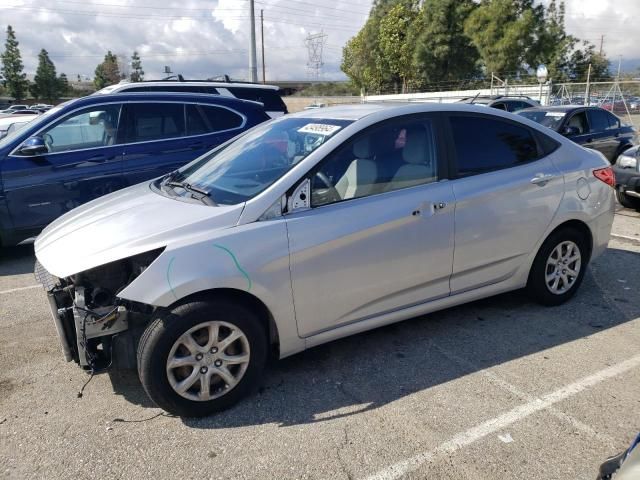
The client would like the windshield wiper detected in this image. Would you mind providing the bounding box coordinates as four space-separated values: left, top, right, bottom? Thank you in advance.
165 181 217 206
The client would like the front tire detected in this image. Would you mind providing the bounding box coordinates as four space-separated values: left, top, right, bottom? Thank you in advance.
616 190 640 210
527 228 589 306
137 297 267 417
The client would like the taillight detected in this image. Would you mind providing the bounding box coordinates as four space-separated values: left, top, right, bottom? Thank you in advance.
593 166 615 187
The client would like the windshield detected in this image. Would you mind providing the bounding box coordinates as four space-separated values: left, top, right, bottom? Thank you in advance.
517 110 566 130
163 117 353 205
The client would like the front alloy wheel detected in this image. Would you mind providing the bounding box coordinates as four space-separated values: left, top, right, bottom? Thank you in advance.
137 297 267 417
166 321 251 401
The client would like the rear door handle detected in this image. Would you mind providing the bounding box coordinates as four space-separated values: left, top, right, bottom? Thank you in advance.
531 173 556 186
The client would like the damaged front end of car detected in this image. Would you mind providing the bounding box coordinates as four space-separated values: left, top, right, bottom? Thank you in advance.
35 248 165 371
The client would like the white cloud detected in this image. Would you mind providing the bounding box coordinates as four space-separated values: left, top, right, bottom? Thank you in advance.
0 0 370 81
0 0 636 85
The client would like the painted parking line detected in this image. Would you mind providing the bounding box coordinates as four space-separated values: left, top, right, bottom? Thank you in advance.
0 284 41 295
365 353 640 480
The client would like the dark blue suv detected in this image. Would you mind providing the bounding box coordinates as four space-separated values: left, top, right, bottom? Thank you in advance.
0 93 270 246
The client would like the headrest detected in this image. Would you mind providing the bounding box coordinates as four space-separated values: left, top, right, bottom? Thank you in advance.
353 136 373 159
402 127 429 165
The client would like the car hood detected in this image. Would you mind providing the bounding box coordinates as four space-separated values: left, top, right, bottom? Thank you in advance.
35 182 245 278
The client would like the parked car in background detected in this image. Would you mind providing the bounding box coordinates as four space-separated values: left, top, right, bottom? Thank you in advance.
613 145 640 210
34 103 614 416
96 77 288 118
0 115 33 140
304 102 328 110
4 109 40 116
0 92 270 246
5 104 28 112
458 95 539 112
517 105 637 163
601 100 636 114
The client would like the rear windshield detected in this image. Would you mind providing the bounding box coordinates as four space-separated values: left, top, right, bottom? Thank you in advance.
226 88 287 112
517 110 566 130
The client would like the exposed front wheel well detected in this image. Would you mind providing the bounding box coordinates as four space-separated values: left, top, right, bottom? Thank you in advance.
166 288 280 358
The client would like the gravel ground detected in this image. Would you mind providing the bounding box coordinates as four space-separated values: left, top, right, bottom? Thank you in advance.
1 209 639 480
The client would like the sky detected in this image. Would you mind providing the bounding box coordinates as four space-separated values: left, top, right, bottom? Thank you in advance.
0 0 638 83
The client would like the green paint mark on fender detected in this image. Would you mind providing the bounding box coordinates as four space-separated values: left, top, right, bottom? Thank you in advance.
167 256 178 300
213 244 252 291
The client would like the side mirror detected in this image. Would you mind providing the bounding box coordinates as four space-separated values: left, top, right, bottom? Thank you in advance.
563 126 580 137
19 136 48 156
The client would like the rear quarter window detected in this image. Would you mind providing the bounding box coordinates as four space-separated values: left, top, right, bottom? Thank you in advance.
226 87 287 112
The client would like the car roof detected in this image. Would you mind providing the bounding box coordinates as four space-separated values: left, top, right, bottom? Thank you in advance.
62 92 267 110
287 102 546 121
98 81 280 94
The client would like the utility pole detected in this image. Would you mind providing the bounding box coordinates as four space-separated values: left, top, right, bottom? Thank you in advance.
584 63 591 106
599 35 604 56
261 9 265 84
249 0 258 82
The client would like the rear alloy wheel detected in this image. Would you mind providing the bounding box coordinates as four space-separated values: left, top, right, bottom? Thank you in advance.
137 298 267 417
616 190 640 210
527 228 588 306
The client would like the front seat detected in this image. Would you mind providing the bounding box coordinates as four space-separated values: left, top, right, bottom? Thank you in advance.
335 136 378 200
386 127 435 191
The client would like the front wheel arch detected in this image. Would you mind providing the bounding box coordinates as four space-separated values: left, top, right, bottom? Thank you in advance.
163 288 279 358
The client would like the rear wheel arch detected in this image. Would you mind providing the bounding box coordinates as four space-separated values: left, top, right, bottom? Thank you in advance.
545 220 593 261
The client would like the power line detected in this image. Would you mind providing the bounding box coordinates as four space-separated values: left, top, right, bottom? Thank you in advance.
2 5 362 32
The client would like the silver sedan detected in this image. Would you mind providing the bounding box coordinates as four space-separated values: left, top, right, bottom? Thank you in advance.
35 103 615 416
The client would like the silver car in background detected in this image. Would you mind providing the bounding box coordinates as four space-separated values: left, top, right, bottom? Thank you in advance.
34 103 615 416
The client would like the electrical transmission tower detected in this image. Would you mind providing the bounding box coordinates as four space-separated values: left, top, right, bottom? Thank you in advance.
305 31 327 80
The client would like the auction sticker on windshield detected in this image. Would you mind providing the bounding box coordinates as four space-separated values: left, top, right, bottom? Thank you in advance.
545 112 566 117
297 123 342 135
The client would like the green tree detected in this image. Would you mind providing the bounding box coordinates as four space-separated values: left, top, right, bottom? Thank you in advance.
568 42 610 82
130 51 144 82
58 73 71 96
464 0 539 76
341 0 411 92
30 49 59 102
1 25 28 100
94 51 121 89
526 0 576 82
379 2 419 92
412 0 480 87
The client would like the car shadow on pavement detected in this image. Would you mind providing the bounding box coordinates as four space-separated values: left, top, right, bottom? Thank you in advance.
0 245 36 276
107 246 640 426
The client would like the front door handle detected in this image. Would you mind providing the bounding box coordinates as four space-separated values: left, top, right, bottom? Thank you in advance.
531 173 556 186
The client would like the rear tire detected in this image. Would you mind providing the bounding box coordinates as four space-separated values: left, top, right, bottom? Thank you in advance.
527 228 589 306
616 190 640 210
137 297 267 417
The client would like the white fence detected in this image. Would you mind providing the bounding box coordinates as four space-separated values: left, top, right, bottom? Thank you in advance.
364 83 553 105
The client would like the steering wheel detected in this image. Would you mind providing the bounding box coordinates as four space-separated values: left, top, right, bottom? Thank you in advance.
314 171 341 204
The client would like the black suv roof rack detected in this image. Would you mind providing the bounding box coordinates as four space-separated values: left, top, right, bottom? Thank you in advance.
142 74 265 85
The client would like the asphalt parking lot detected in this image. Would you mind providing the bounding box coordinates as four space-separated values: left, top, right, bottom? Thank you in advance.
1 208 639 480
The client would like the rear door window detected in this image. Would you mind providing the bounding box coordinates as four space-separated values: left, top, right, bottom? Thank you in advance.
449 115 540 176
604 111 621 130
123 103 185 143
587 109 609 133
185 104 244 135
